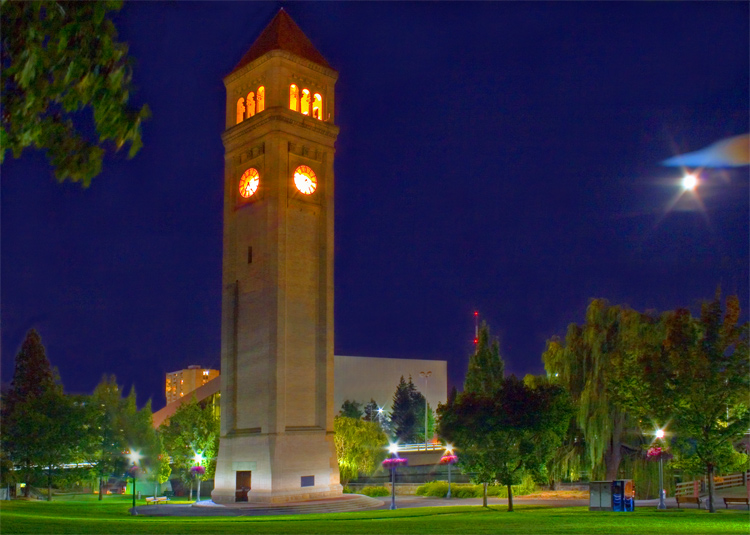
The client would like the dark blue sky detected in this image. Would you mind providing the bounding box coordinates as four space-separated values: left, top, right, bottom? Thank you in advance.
2 2 748 410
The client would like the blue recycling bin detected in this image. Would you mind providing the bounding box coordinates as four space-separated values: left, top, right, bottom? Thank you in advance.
611 480 635 512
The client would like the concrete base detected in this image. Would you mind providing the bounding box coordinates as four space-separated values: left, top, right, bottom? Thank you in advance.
211 430 342 504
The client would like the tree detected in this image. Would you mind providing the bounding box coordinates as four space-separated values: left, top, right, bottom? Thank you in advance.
438 376 571 510
333 416 387 486
391 376 421 443
339 399 363 419
88 375 127 500
159 396 220 498
611 293 749 512
542 299 648 480
1 329 82 499
464 322 504 396
1 1 150 186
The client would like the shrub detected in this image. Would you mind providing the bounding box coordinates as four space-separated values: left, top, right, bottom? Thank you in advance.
414 477 537 499
360 486 390 497
416 481 449 497
342 486 353 494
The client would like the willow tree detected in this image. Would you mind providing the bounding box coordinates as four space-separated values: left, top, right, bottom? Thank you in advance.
333 416 387 486
542 299 655 480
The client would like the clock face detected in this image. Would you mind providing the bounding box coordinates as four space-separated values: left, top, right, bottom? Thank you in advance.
293 165 317 195
239 168 260 198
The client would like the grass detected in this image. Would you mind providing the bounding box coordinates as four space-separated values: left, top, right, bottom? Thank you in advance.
1 495 747 534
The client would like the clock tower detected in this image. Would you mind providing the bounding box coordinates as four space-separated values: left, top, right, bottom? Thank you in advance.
211 10 341 504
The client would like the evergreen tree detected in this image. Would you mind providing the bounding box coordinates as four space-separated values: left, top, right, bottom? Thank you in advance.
1 329 80 498
464 322 504 395
362 399 379 422
391 376 418 443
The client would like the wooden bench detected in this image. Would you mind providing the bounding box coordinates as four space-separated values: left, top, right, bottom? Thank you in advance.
723 497 749 509
145 496 169 505
676 496 702 509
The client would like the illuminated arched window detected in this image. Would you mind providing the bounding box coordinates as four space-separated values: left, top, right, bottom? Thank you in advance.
246 92 255 118
301 89 310 116
236 98 245 125
289 84 299 111
312 93 322 120
256 86 265 113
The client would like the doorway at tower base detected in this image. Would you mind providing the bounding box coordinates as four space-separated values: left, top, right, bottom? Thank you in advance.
211 431 342 504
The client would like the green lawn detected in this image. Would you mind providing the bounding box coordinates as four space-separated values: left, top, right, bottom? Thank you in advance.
1 495 747 534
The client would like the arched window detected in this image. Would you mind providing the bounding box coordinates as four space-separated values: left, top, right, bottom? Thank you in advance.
256 86 265 113
289 84 299 111
301 89 310 116
236 98 245 125
312 93 322 120
246 92 255 118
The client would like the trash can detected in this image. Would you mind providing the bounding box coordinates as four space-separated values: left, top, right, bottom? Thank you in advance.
589 480 635 511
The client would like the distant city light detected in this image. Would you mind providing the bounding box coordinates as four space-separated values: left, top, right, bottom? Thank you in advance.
681 173 698 191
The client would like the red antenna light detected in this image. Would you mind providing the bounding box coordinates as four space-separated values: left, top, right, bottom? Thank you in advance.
473 338 478 345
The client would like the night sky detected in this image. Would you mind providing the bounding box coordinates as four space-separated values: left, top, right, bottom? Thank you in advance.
2 2 748 410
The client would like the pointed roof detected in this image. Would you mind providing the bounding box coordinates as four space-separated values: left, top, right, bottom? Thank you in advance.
230 9 331 75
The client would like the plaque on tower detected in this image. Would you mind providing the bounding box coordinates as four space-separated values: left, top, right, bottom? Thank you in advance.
211 9 342 504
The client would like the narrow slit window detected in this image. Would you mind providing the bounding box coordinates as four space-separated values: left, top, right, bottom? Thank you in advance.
246 92 255 118
247 246 252 264
301 89 310 115
236 98 245 125
289 84 299 111
312 93 322 120
256 86 265 113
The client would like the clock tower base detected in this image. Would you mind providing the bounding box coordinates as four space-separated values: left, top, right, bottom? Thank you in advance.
211 432 341 504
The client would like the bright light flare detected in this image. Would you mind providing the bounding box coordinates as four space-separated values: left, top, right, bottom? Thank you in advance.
388 442 399 455
445 443 454 454
681 173 698 191
193 451 204 464
126 449 142 465
655 428 665 439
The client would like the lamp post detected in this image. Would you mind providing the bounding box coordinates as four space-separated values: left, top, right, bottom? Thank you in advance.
419 371 432 443
193 451 205 502
383 443 407 510
656 428 666 510
126 449 142 515
441 444 457 499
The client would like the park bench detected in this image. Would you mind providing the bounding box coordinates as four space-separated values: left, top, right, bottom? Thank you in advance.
145 496 169 505
675 496 702 509
723 497 749 509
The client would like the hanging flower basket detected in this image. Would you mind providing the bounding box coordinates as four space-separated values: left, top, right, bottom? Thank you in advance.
439 454 458 465
190 465 206 476
127 465 140 477
647 446 673 462
382 457 408 468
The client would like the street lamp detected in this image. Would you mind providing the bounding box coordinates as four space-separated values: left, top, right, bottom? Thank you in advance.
419 371 432 443
440 444 458 499
193 451 205 502
655 428 666 510
126 449 142 515
383 443 407 510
